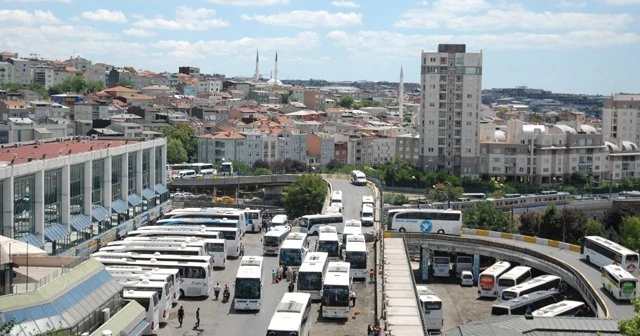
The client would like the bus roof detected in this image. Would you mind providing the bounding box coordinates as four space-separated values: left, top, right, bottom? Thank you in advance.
323 271 351 286
345 241 367 252
504 275 561 292
304 252 329 263
346 234 366 244
300 213 343 220
585 236 638 255
499 266 531 278
240 256 263 266
327 261 350 273
236 264 262 279
531 300 585 317
481 261 511 275
285 232 307 241
493 290 561 309
264 228 290 238
267 292 311 332
122 290 157 300
602 264 637 281
281 238 307 250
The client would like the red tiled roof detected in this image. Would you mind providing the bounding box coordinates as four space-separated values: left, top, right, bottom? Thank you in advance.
199 131 246 140
0 139 133 165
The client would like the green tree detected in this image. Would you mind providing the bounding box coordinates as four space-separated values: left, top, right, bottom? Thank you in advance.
426 183 463 203
117 78 134 88
166 138 188 164
253 168 272 176
620 297 640 335
539 205 560 240
338 95 354 108
230 160 251 176
620 217 640 251
1 83 24 92
385 192 409 206
0 319 15 335
283 175 326 218
463 201 514 232
163 124 197 162
585 219 606 236
86 80 105 93
518 211 541 236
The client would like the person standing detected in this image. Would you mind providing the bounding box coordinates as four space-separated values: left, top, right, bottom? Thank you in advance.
288 281 295 292
194 307 200 329
286 266 292 282
350 290 356 307
369 268 375 284
177 306 184 328
214 283 221 300
271 269 277 284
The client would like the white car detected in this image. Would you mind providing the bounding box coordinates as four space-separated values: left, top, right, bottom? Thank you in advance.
460 271 474 286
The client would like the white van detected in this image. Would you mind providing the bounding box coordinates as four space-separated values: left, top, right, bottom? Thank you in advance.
360 204 374 226
330 190 343 212
178 169 197 179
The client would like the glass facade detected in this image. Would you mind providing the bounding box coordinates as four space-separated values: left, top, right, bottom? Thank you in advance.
128 152 137 193
111 155 122 201
13 175 35 239
70 165 84 216
155 147 163 185
44 169 62 226
92 159 104 205
142 149 150 189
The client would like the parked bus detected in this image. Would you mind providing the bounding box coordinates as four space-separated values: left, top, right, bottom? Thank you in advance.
263 226 291 255
491 290 562 316
122 290 160 335
343 220 362 246
344 234 367 279
95 257 213 298
269 214 289 229
299 213 345 235
497 266 532 296
163 207 247 235
582 236 640 275
416 285 443 330
244 208 262 233
297 252 329 300
106 268 180 306
266 292 312 336
532 300 587 317
279 233 309 271
455 255 473 279
601 264 638 301
478 261 512 298
386 209 463 235
121 279 172 324
317 227 341 259
168 163 215 177
350 170 367 186
92 252 214 269
156 217 244 236
234 256 264 311
501 275 563 301
330 190 343 212
129 226 243 258
361 195 374 208
432 255 451 278
321 262 352 319
98 244 206 257
121 236 226 268
360 204 375 227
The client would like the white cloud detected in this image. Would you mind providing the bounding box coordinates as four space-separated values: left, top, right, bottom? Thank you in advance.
0 9 61 25
80 9 127 23
331 0 360 8
133 6 228 30
122 28 155 37
394 1 634 31
557 0 587 8
242 10 362 28
208 0 288 6
153 32 321 60
327 29 639 57
602 0 640 4
0 0 71 2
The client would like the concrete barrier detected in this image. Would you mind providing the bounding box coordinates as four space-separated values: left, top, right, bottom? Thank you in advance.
462 228 581 252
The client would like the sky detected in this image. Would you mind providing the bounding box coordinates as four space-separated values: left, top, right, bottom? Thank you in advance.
0 0 639 95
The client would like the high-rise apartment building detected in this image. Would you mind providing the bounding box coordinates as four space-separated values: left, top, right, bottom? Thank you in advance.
602 93 640 143
419 44 482 176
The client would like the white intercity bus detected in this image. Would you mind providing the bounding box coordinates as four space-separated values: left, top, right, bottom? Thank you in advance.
532 300 587 317
582 235 640 275
432 255 452 278
317 227 341 259
344 234 367 279
342 220 362 246
501 275 562 301
297 252 329 301
478 261 512 298
279 233 309 271
234 256 264 311
321 262 352 319
416 285 443 330
601 264 637 301
122 290 160 335
106 268 180 307
299 213 345 235
266 292 312 336
120 279 172 324
386 209 463 235
497 266 532 296
263 226 291 255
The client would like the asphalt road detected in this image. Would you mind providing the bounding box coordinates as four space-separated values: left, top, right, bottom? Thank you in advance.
158 176 377 336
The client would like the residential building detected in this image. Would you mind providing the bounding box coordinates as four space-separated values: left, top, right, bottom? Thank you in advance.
108 122 143 138
179 66 200 76
0 62 13 85
8 58 31 85
275 129 307 164
606 141 640 181
0 99 31 120
419 44 482 176
197 131 262 166
30 100 70 120
197 78 223 94
396 133 421 166
63 56 92 72
0 136 169 255
306 132 335 167
303 89 326 111
334 140 348 164
289 86 304 102
602 93 640 143
32 64 54 89
74 99 114 121
141 85 173 97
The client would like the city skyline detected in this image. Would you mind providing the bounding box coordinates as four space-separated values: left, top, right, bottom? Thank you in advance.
0 0 639 94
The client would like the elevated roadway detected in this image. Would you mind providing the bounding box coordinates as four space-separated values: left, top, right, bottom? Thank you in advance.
384 230 636 320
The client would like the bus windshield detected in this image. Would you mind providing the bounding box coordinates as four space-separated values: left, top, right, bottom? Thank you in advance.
322 285 350 307
208 243 225 252
627 255 639 263
235 278 261 299
280 249 303 266
318 241 339 257
345 252 367 269
491 306 509 316
264 236 282 247
298 272 322 291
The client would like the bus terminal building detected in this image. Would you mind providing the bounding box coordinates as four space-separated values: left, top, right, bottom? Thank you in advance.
0 136 170 268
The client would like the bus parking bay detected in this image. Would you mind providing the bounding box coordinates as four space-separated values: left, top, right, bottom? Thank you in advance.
158 225 378 336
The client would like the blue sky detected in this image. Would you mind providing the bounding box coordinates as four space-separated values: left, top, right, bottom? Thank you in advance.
1 0 639 94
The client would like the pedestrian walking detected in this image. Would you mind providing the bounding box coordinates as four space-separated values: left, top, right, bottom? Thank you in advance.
214 283 221 300
281 265 287 280
194 307 200 329
369 268 375 284
291 270 297 283
288 282 295 292
286 266 292 282
350 290 356 307
177 306 184 328
367 324 374 336
271 269 277 284
277 265 284 282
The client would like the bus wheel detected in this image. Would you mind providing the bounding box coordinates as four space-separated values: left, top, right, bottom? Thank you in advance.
437 229 445 234
399 228 406 233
